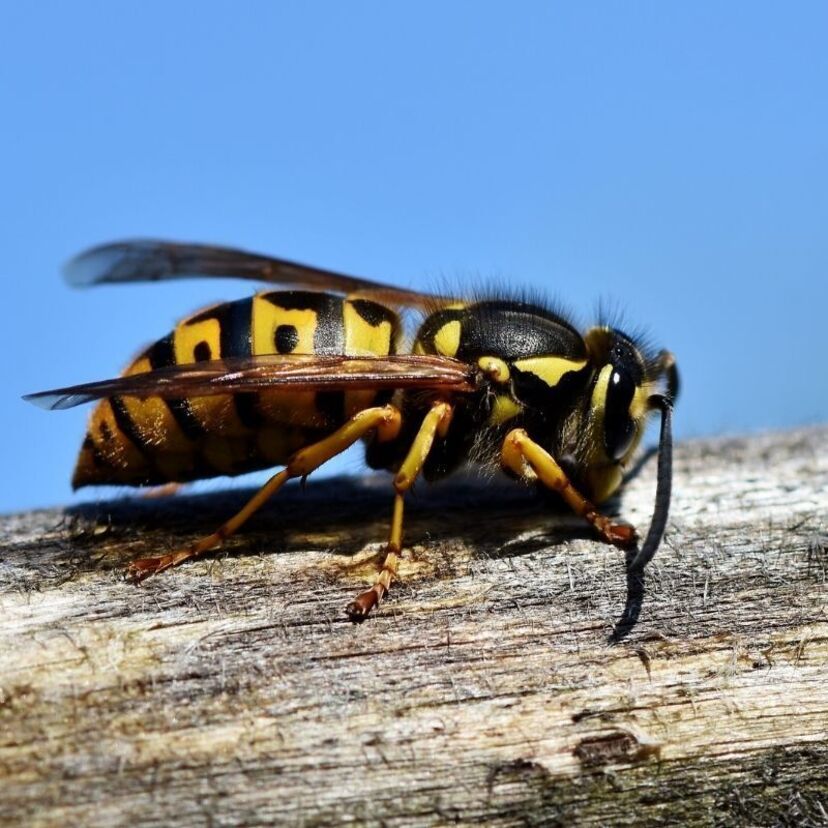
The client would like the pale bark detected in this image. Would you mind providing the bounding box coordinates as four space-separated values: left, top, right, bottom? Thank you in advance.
1 427 826 826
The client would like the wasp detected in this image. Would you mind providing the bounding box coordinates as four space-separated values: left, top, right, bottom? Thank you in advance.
26 240 678 620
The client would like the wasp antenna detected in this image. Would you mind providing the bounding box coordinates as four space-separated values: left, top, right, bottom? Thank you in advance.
629 395 673 572
655 349 680 403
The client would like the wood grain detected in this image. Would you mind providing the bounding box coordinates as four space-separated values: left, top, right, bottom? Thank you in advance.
1 426 826 826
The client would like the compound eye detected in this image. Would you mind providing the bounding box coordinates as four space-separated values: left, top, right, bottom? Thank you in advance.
604 368 637 460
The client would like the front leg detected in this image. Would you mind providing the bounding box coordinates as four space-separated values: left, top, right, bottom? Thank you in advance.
500 429 636 547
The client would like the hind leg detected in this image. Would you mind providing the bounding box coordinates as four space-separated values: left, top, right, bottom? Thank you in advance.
127 405 402 582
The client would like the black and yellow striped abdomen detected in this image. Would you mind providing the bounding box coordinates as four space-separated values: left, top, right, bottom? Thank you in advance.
73 291 400 487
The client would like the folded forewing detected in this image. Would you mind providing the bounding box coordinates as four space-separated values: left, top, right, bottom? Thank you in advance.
25 354 478 411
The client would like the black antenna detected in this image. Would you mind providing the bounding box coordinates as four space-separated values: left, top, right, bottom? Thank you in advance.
629 395 673 572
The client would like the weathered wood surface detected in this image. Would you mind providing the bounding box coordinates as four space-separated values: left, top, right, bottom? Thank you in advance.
1 426 827 827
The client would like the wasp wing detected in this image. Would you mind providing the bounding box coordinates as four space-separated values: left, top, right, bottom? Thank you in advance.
65 239 447 309
24 354 478 411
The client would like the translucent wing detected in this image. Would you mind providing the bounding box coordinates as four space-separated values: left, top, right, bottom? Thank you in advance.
65 239 446 309
24 354 478 411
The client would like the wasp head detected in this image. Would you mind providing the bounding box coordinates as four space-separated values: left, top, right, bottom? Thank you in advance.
548 326 678 508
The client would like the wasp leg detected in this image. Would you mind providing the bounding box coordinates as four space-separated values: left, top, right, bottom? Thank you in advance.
346 401 453 621
126 405 403 582
501 428 636 547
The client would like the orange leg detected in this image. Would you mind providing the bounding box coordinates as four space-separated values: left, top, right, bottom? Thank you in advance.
127 405 402 582
501 428 636 547
346 401 453 621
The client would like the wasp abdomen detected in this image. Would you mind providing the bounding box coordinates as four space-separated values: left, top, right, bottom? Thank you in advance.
72 292 400 487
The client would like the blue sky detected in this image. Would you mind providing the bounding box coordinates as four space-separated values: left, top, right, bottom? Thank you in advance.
2 2 826 512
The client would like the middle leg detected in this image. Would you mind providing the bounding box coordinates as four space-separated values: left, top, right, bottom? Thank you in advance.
346 401 453 621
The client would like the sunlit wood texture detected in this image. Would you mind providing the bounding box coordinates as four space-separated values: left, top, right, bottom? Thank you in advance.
1 426 826 825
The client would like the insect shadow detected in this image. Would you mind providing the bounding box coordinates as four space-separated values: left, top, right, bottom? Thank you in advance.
63 472 650 639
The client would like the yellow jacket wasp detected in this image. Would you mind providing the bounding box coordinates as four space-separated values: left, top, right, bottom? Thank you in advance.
26 240 678 620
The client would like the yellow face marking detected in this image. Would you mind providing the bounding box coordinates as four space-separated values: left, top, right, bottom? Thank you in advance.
433 320 462 357
251 295 316 355
512 356 588 388
488 395 522 426
590 364 614 416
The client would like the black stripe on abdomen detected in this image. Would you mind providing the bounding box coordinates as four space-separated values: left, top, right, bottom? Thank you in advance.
146 334 207 439
260 291 346 355
110 396 157 470
213 297 263 426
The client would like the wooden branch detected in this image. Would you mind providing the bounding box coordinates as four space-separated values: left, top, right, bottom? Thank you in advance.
1 426 827 825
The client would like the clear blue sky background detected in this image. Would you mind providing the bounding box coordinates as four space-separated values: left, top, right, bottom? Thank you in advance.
2 2 826 512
